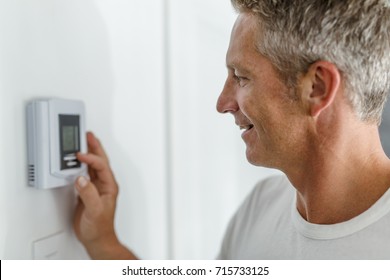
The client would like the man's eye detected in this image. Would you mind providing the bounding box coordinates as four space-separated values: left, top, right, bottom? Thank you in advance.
233 74 241 81
234 74 248 86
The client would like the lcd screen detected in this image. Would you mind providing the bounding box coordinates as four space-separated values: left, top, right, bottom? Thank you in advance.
62 125 78 152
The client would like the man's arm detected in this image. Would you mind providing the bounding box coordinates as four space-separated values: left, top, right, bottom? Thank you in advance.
73 132 138 260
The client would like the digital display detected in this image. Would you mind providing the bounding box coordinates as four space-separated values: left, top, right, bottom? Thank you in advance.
62 125 79 152
59 114 81 170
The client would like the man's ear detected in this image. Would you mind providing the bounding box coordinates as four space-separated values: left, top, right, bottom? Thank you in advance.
300 61 341 118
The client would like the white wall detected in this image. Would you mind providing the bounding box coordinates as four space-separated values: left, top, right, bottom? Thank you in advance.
93 0 169 259
0 37 6 256
0 0 278 260
166 0 280 259
0 0 109 259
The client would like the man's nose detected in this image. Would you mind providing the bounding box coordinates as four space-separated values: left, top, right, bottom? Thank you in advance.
216 80 238 114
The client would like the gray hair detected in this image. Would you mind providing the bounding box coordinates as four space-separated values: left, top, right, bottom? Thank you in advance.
231 0 390 124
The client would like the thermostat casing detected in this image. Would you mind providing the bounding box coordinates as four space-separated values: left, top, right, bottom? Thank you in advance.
27 98 87 189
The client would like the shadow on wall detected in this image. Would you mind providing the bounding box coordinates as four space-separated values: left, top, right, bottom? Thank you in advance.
379 98 390 157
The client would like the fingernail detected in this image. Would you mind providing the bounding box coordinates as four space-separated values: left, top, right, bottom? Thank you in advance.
78 176 88 188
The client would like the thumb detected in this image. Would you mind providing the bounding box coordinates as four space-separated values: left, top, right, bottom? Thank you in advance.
75 176 102 217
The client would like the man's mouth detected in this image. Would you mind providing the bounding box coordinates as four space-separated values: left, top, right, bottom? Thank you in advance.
240 124 254 132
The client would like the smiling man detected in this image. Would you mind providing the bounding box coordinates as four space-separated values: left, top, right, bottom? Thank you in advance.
74 0 390 259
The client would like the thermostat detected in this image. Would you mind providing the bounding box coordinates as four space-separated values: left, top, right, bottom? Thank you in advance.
26 98 87 189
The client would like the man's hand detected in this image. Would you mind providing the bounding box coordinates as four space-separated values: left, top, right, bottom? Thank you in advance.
73 132 137 259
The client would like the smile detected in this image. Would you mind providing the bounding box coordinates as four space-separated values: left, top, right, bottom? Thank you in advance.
240 124 254 132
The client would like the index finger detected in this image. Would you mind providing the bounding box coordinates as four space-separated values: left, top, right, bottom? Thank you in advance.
86 131 110 163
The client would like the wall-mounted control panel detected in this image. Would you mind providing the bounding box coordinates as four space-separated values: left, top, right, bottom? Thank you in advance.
27 98 87 189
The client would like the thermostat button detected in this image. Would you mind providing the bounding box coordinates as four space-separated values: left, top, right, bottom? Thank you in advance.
66 161 78 167
64 154 77 161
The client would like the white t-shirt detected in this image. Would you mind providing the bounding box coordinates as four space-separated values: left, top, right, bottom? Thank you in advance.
218 175 390 259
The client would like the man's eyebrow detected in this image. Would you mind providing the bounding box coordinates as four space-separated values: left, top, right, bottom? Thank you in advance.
226 64 234 71
227 63 251 75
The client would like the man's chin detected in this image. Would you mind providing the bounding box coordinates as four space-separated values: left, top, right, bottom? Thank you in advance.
245 149 274 168
245 149 262 166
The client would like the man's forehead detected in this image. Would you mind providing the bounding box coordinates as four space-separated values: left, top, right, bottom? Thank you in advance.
226 13 260 71
232 13 258 34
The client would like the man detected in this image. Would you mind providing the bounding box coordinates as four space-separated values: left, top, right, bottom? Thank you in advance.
74 0 390 259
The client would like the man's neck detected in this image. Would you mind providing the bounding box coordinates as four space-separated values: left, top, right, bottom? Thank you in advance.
285 124 390 224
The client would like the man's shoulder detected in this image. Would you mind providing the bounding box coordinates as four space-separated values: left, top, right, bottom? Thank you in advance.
255 173 290 188
237 174 294 216
218 173 295 259
251 173 293 199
